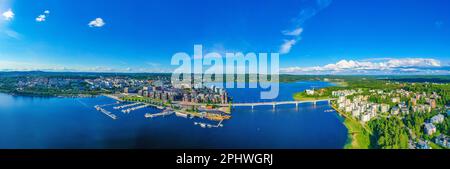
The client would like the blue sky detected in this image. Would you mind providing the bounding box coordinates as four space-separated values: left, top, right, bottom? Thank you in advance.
0 0 449 74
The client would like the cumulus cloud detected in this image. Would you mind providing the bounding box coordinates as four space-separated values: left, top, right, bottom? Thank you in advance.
0 7 21 39
279 39 297 54
2 8 13 20
88 18 105 27
36 14 46 22
35 10 50 22
281 58 446 74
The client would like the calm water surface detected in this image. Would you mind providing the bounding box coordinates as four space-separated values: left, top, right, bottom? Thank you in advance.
0 81 347 149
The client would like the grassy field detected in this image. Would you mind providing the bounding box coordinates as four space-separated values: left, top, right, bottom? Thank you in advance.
332 81 348 87
343 117 371 149
293 92 331 101
331 104 371 149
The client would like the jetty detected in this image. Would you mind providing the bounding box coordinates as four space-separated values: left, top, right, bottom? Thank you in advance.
145 110 174 118
121 104 151 114
96 101 121 108
113 102 141 110
94 105 118 120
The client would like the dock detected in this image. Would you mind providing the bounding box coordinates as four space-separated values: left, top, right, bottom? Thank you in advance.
145 110 174 118
94 105 118 120
96 101 121 108
113 102 141 110
121 104 151 114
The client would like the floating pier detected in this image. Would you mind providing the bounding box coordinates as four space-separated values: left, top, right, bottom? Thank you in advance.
113 102 141 110
121 104 150 114
96 101 121 108
145 110 174 118
94 105 117 120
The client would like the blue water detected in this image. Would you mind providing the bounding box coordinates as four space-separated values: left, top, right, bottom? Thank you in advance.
0 81 348 149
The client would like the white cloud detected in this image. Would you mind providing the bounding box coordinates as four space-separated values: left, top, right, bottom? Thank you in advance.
279 39 297 54
36 14 46 22
2 8 13 21
386 58 441 67
278 28 302 54
44 10 50 14
0 7 20 39
278 0 333 54
282 28 303 36
88 18 105 27
281 58 444 74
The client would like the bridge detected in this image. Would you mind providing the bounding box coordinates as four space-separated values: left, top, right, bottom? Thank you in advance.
175 98 335 110
232 99 335 109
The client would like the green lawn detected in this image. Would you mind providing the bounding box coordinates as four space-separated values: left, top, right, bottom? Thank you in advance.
293 92 331 101
343 117 371 149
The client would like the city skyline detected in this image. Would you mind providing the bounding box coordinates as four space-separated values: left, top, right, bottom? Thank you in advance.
1 0 450 74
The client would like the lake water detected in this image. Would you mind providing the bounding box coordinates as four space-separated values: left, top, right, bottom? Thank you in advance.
0 81 348 149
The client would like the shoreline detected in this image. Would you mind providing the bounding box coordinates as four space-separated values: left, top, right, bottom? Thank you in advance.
291 80 337 101
330 104 371 149
102 94 122 101
0 91 100 98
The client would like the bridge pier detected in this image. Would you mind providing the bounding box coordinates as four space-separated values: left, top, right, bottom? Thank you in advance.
230 100 334 109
